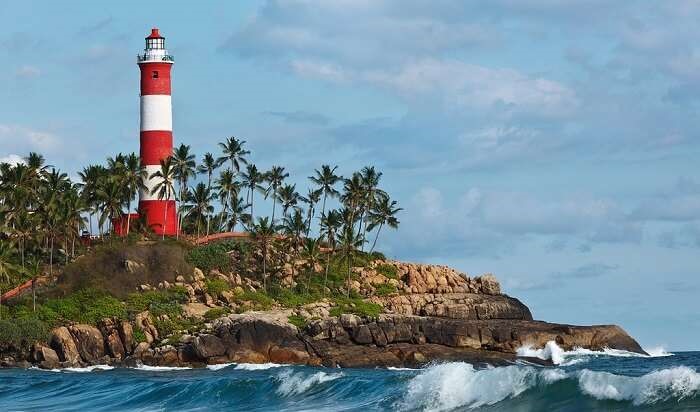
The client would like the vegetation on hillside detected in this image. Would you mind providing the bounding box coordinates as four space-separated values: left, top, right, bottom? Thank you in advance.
0 137 404 350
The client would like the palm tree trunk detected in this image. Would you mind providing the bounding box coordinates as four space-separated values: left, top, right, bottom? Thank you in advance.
345 253 352 298
272 196 277 223
126 200 132 237
369 223 383 255
163 201 168 240
323 249 331 297
49 236 54 276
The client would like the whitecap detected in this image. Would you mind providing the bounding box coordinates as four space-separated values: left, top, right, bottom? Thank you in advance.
398 362 544 411
133 364 192 371
63 365 114 373
516 340 671 365
578 366 700 405
234 363 285 371
206 363 235 371
276 370 343 396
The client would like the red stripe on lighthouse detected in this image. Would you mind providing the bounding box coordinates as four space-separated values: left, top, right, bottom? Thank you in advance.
140 62 172 95
140 131 173 165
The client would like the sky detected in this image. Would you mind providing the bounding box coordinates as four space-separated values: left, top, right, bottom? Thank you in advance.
1 1 699 350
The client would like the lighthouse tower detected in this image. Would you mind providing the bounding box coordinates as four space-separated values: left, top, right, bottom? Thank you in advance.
137 28 177 235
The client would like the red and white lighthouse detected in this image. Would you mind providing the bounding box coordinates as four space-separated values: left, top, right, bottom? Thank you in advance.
137 28 177 235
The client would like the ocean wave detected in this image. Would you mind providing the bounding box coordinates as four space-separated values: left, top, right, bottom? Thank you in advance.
275 370 344 396
234 362 286 371
399 362 700 410
206 363 234 371
398 362 545 411
132 364 192 371
30 365 114 373
578 366 700 405
516 340 671 365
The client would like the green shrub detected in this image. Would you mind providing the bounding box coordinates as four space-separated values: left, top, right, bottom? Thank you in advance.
205 279 230 297
186 243 234 273
0 318 50 349
330 297 383 318
125 289 188 316
270 287 318 308
376 264 399 280
204 307 230 321
41 289 127 325
287 315 307 329
133 327 147 343
374 283 397 296
235 290 274 310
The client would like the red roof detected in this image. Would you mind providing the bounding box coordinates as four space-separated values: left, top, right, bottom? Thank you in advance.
147 28 163 39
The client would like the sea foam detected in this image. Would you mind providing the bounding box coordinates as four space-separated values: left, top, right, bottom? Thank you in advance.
516 340 672 365
275 370 343 396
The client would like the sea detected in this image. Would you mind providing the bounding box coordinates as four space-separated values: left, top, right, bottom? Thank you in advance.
1 342 698 411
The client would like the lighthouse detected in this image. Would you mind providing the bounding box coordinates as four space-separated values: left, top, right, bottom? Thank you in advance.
137 28 177 235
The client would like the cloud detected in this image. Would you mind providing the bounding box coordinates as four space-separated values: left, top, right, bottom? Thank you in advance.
553 263 618 279
0 154 24 165
0 124 61 153
264 110 331 125
15 65 40 79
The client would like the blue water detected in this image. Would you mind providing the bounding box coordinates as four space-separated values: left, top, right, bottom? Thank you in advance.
1 350 699 411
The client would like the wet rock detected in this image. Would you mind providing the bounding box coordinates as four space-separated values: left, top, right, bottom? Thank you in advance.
193 334 226 359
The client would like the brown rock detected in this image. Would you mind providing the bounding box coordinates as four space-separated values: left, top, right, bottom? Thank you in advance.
50 326 81 366
33 343 60 370
193 334 226 359
118 321 135 355
268 346 310 364
69 324 106 363
133 342 151 359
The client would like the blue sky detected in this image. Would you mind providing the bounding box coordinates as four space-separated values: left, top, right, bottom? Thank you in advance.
1 1 699 350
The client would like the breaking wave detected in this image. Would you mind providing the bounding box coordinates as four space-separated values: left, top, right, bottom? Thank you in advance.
275 369 344 396
516 340 673 365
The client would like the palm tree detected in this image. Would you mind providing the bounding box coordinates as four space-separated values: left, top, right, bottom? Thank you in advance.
150 157 177 240
277 183 300 218
300 188 322 236
120 153 147 236
183 182 214 239
300 238 321 294
309 165 341 220
173 144 196 239
265 166 288 223
281 209 306 280
319 209 342 295
337 223 364 297
366 196 402 254
0 240 22 319
241 164 265 222
221 196 250 232
78 164 107 236
359 166 387 251
218 136 250 175
341 172 365 236
214 169 236 216
97 178 123 242
197 152 220 190
250 217 277 292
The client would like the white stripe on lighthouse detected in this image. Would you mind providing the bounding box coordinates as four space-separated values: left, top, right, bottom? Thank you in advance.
140 95 172 131
140 164 174 201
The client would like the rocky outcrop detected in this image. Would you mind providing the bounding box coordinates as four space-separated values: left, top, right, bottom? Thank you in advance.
370 293 531 320
49 326 81 366
69 325 106 363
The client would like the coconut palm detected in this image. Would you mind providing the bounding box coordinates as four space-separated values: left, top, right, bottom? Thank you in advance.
0 240 23 319
97 178 123 242
277 183 300 218
173 144 196 239
240 164 265 221
120 153 147 236
282 209 306 279
150 157 177 239
366 196 402 254
218 136 250 175
250 217 277 292
183 182 214 239
309 165 341 220
319 209 342 295
265 166 288 223
337 223 364 297
359 166 387 250
300 188 322 236
197 152 220 190
300 237 321 294
78 164 107 235
221 196 250 232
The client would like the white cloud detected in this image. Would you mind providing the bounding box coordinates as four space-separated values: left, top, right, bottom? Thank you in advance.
0 154 24 165
0 124 60 153
15 65 40 79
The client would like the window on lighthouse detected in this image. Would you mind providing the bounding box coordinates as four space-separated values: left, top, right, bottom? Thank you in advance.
152 71 159 79
146 38 165 49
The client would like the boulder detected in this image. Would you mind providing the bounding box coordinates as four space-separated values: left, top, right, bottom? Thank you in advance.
105 330 126 359
118 321 135 355
33 343 60 370
69 324 106 363
134 312 159 343
133 342 151 359
193 334 226 359
49 326 81 366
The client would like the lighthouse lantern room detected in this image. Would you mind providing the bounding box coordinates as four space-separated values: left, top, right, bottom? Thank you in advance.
137 28 177 236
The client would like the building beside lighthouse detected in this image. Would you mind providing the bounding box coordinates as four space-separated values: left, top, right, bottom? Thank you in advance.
136 28 177 236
